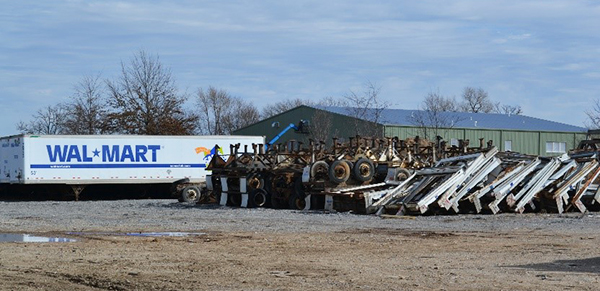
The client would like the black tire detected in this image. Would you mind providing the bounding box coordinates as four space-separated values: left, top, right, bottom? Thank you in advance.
345 160 354 171
249 189 269 208
328 160 351 184
181 185 202 203
395 168 412 181
310 195 326 210
289 178 306 210
310 161 329 181
271 195 283 209
247 174 265 190
227 193 242 207
289 192 306 210
353 158 375 182
210 176 222 204
225 177 241 206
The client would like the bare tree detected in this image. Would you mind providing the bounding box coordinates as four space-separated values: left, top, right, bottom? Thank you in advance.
317 96 348 108
196 86 260 135
586 99 600 129
307 108 338 144
223 98 261 134
409 91 463 140
17 104 66 135
495 104 523 116
196 86 232 135
424 90 459 112
343 81 390 137
460 87 497 113
307 97 347 143
261 98 311 118
106 50 197 135
62 73 110 134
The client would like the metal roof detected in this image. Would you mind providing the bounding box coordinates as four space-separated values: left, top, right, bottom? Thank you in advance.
317 106 587 133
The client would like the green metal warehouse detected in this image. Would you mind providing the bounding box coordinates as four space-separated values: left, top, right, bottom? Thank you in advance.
234 105 588 156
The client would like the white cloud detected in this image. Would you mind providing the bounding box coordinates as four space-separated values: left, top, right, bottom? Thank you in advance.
1 0 600 135
583 72 600 79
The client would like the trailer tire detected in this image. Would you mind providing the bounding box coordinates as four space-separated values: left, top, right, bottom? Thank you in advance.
289 178 306 210
353 158 375 182
395 168 411 181
289 192 306 210
181 185 202 203
210 176 222 204
328 160 351 184
310 161 329 181
271 195 283 209
228 193 242 207
248 174 265 190
345 160 354 171
249 189 269 208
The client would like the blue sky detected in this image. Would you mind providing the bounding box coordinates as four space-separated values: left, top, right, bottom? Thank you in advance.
1 0 599 136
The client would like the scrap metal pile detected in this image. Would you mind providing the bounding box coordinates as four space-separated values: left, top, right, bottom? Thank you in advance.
364 147 600 216
204 136 600 216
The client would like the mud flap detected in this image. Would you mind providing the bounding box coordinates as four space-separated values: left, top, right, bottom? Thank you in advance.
220 176 228 206
303 194 311 210
240 177 248 208
324 195 333 211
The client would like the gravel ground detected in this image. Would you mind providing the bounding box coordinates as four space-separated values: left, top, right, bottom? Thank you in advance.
3 199 600 290
1 199 600 234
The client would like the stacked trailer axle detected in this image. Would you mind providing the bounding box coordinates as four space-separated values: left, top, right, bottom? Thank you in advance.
204 135 492 211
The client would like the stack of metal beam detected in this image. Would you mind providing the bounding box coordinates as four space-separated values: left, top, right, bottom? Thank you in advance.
362 147 600 215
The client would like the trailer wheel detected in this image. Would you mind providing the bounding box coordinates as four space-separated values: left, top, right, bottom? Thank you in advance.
210 176 222 204
395 168 411 181
289 178 306 210
271 195 283 209
310 161 329 181
249 189 269 208
181 185 202 203
270 174 292 209
345 160 354 171
289 192 307 210
353 158 375 182
328 160 351 184
248 174 265 190
228 193 242 206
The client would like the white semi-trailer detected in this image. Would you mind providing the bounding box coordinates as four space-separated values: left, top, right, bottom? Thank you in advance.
0 134 265 201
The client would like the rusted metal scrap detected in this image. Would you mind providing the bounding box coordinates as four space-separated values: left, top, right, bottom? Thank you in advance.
366 140 600 216
205 135 485 211
205 135 600 216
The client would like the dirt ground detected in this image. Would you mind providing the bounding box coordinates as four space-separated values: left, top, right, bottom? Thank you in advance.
1 227 600 290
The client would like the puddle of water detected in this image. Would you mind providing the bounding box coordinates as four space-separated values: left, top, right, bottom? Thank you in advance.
0 233 77 243
67 231 206 237
124 232 206 237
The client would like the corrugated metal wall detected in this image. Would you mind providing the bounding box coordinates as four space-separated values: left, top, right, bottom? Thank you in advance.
235 108 587 156
385 126 586 156
501 131 540 154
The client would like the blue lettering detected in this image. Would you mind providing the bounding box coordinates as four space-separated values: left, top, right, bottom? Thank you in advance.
82 145 93 162
148 145 160 162
67 145 82 162
135 145 148 162
47 144 161 163
120 145 134 162
47 145 68 162
102 145 119 162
